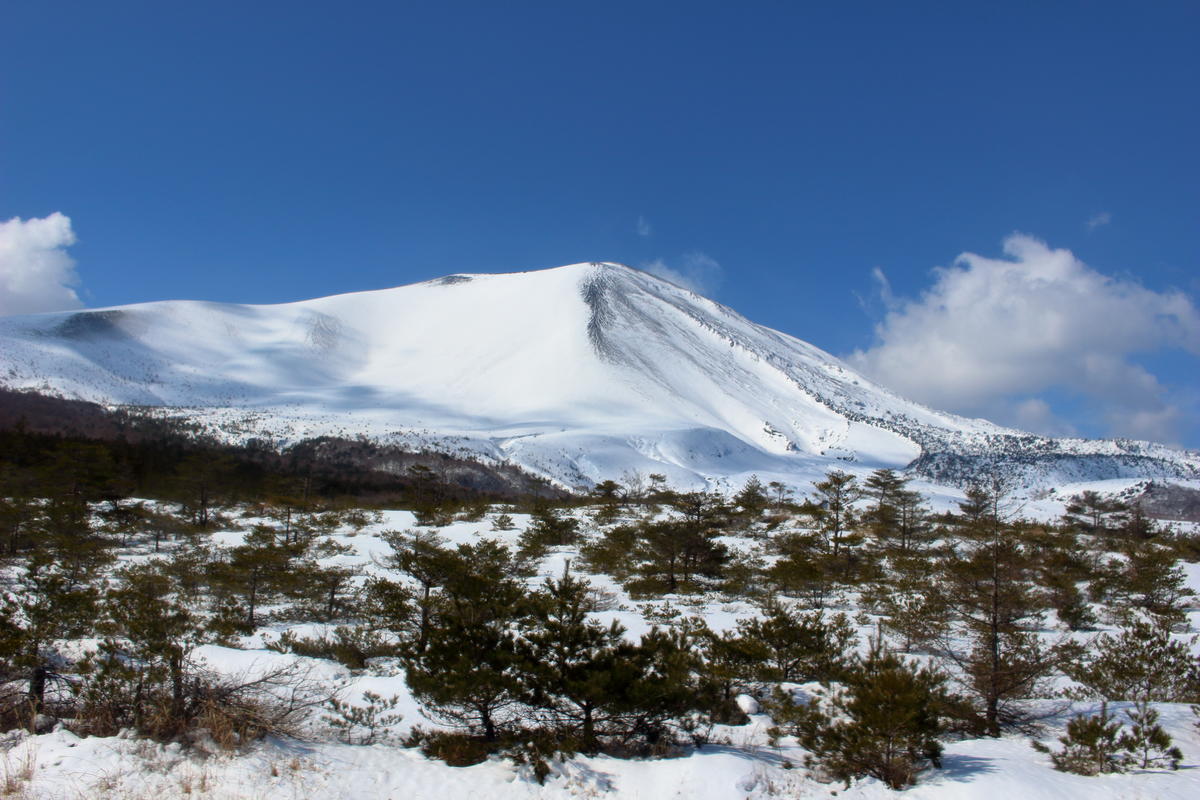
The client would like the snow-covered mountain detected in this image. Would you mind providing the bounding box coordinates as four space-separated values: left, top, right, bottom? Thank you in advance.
0 262 1196 490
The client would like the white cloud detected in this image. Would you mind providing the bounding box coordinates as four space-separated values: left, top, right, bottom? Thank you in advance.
1086 211 1112 230
849 234 1200 443
1117 405 1184 444
636 215 652 237
869 266 895 308
642 251 722 296
1010 397 1077 437
0 212 83 316
852 267 894 315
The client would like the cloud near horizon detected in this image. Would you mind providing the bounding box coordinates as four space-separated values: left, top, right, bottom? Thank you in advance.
849 234 1200 445
643 251 722 296
0 212 83 316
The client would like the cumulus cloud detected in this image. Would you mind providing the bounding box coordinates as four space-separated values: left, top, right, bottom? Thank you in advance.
0 212 83 316
1086 211 1112 230
643 251 722 296
849 234 1200 444
636 215 652 237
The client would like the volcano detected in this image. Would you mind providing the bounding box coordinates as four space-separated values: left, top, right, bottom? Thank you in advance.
1 262 1195 490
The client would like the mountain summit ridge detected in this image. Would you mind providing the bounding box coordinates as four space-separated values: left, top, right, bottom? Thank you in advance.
0 261 1195 490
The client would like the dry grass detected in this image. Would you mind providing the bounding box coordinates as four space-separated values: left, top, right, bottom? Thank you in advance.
0 746 35 799
176 766 210 796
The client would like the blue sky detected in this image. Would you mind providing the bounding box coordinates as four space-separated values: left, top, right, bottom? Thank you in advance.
2 1 1197 446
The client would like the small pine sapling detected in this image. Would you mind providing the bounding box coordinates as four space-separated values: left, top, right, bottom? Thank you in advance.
1033 713 1126 775
1044 620 1199 774
1118 706 1182 770
769 640 946 790
325 691 403 745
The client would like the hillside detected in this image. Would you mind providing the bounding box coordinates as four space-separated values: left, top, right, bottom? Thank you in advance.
1 262 1196 490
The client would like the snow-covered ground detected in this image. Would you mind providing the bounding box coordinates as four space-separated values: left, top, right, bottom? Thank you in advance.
7 711 1200 800
4 505 1200 800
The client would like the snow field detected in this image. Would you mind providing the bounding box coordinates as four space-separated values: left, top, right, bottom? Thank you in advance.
5 499 1200 799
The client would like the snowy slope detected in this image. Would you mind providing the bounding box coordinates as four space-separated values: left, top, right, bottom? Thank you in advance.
0 262 1196 489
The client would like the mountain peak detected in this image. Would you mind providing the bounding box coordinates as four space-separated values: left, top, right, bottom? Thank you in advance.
1 262 1196 490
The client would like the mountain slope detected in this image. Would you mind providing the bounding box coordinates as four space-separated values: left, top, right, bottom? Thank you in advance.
1 262 1195 489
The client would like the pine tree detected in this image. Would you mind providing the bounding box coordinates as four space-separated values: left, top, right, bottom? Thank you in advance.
206 525 309 631
1025 526 1099 631
402 540 528 740
2 551 102 726
517 572 629 751
0 456 113 728
697 625 767 723
805 470 863 563
932 485 1062 736
1062 490 1128 536
27 487 114 587
736 600 855 683
733 475 769 521
1119 707 1182 770
579 523 639 580
630 517 729 594
862 468 904 542
0 465 39 556
861 469 931 555
302 561 361 621
174 452 234 529
874 553 950 653
864 476 942 650
1098 540 1194 628
774 640 946 789
1120 503 1158 541
1065 620 1198 770
590 479 624 524
325 690 403 745
1036 713 1125 775
379 529 456 652
90 562 202 735
603 626 717 749
517 507 581 560
767 481 795 510
361 576 416 640
768 528 839 608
